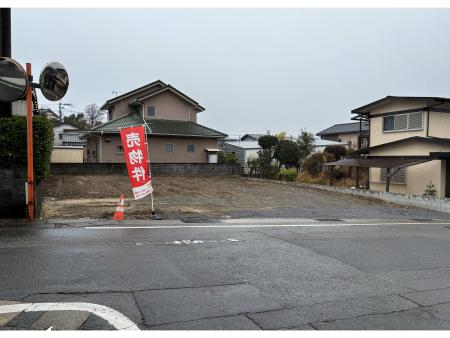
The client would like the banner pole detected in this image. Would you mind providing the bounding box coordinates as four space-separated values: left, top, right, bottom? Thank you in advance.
26 63 34 222
140 115 159 219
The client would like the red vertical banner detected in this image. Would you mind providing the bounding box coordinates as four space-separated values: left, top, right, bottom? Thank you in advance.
120 125 153 200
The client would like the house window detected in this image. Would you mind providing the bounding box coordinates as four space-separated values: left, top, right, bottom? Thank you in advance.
380 167 407 184
59 134 62 140
187 144 195 152
117 145 124 154
383 112 423 132
147 106 156 118
165 144 174 153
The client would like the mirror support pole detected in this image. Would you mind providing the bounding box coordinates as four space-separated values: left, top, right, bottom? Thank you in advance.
26 63 34 222
0 9 11 117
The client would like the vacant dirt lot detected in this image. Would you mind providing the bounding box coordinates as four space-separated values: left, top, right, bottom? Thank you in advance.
41 175 450 220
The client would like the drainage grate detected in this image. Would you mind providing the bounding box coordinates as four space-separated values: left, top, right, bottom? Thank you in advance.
181 217 220 224
410 219 435 222
314 218 344 222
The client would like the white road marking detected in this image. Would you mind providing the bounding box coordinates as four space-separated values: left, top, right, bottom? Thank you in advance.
135 239 240 246
84 222 450 230
0 302 139 330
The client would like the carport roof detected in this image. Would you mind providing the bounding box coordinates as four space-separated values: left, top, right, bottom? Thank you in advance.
322 157 433 169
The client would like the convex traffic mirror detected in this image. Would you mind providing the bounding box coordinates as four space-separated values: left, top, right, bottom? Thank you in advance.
39 61 69 101
0 57 28 102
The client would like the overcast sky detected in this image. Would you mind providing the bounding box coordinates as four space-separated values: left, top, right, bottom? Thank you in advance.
11 8 450 138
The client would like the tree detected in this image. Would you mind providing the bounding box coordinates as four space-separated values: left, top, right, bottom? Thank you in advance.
324 145 347 161
257 135 279 178
63 113 87 130
84 104 105 129
274 140 300 168
275 131 286 141
258 135 279 150
297 130 315 161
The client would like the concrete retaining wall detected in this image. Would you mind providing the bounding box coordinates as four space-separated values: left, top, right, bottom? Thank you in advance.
248 178 450 214
0 168 39 218
50 163 242 176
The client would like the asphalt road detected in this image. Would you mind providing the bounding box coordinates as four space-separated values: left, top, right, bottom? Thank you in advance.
3 218 450 329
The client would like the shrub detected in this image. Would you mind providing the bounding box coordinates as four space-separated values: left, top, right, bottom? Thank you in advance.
277 168 298 181
423 181 437 197
324 145 347 160
246 155 259 175
333 167 347 179
0 116 54 182
323 151 335 163
297 171 328 185
301 153 324 177
218 151 238 164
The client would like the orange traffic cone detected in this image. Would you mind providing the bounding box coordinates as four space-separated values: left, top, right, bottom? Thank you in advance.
113 194 125 220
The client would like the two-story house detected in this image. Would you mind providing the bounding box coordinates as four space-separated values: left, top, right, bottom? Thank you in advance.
325 96 450 197
82 80 227 164
316 121 369 150
51 123 86 163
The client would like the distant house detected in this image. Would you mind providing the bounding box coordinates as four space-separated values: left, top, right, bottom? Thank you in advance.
313 139 346 153
240 134 266 142
82 80 227 163
219 141 261 173
51 123 86 163
316 121 369 150
39 108 59 122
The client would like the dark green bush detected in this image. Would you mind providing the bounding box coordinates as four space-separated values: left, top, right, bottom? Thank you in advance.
277 167 298 181
218 151 238 164
301 152 324 177
274 140 300 167
324 145 347 160
258 135 279 150
0 116 54 182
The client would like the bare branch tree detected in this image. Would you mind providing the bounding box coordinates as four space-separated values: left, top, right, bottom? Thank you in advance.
84 104 105 129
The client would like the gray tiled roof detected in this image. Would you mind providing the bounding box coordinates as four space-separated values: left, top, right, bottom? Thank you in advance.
86 112 227 138
316 122 369 136
240 134 266 141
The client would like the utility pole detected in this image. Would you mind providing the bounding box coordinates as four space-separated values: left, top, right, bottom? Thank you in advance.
58 101 73 123
0 8 12 117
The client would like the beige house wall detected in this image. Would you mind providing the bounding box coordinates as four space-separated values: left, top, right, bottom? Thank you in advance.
109 90 199 122
51 148 84 163
428 112 450 138
368 141 450 197
369 100 450 147
370 112 427 147
370 100 427 115
96 134 218 163
337 133 359 149
141 91 199 122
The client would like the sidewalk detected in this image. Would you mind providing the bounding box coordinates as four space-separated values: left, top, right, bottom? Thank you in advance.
0 300 138 330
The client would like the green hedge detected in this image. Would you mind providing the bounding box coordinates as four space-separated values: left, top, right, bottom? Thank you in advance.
0 116 54 182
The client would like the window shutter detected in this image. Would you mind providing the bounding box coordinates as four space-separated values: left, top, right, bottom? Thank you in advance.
394 115 408 131
380 168 406 184
408 112 423 130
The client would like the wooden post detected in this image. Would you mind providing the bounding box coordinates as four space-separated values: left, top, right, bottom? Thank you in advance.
355 167 360 188
329 166 334 186
26 63 34 221
385 167 391 193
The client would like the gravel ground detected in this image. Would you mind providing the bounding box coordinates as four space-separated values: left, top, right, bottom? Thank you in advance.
41 175 450 220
